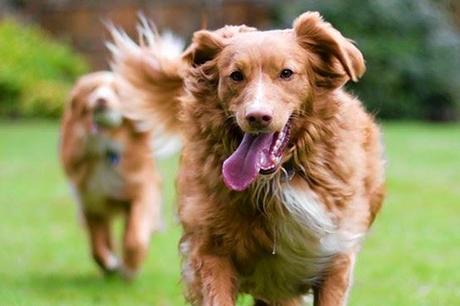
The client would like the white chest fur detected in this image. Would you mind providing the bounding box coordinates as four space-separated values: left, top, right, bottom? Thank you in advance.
240 182 359 301
81 135 125 212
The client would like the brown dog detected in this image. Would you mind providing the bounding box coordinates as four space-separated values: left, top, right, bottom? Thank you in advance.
111 12 385 305
59 71 163 279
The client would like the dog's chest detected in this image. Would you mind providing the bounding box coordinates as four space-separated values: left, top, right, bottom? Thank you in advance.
239 222 333 300
82 136 126 211
239 185 344 300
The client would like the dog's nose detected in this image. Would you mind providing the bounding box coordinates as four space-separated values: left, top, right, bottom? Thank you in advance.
245 110 273 128
95 98 107 111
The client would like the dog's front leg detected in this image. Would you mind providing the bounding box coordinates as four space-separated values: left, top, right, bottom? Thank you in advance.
254 297 303 306
122 185 161 279
84 213 118 274
313 252 356 306
199 254 237 306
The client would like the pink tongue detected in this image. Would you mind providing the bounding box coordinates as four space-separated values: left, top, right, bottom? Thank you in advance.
222 133 274 191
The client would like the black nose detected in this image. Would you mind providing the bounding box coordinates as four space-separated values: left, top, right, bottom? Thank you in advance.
95 98 107 111
245 110 273 128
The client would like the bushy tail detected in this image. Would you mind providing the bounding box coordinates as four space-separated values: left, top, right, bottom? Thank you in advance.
107 18 185 157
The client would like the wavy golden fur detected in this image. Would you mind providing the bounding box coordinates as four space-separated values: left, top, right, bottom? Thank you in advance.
110 11 385 306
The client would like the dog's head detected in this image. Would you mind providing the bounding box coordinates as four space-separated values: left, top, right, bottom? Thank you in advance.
183 12 365 191
68 71 126 134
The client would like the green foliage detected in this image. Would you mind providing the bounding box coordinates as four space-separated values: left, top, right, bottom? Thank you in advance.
0 19 88 118
277 0 460 120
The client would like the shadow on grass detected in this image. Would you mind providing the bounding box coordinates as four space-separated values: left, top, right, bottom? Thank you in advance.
21 271 129 290
10 272 150 305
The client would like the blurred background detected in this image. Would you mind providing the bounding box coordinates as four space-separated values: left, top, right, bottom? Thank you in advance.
1 0 460 120
1 1 459 305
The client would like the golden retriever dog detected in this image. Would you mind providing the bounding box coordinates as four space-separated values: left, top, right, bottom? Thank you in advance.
110 11 385 305
59 71 163 279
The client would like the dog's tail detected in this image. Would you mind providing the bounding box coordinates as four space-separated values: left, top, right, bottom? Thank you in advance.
107 19 185 158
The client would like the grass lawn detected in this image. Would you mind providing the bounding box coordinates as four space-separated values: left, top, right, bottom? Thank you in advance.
0 120 459 306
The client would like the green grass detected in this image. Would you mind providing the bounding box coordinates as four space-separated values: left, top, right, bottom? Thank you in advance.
0 120 459 305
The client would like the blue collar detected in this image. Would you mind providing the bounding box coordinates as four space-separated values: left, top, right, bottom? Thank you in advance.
105 149 120 166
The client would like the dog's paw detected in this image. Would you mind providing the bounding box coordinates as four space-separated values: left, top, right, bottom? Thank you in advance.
102 253 121 277
120 266 139 282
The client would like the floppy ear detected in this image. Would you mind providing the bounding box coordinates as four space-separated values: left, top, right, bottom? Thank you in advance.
67 83 82 113
182 30 225 66
293 12 365 89
69 95 78 113
183 25 256 66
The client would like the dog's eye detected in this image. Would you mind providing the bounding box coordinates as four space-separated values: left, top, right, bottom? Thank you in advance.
229 71 244 82
280 69 294 80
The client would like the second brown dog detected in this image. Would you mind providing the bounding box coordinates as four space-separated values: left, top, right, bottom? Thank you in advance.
59 71 162 279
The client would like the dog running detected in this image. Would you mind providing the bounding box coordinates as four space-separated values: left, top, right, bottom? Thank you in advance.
60 71 163 279
109 11 385 305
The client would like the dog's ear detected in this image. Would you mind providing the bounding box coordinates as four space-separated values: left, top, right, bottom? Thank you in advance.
69 95 78 112
68 78 93 115
293 12 365 89
68 84 81 113
183 25 256 66
183 30 225 66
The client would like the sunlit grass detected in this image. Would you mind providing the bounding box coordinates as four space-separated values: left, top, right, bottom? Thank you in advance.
0 120 459 305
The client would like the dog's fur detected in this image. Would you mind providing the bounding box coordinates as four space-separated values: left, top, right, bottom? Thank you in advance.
59 71 162 279
110 12 385 305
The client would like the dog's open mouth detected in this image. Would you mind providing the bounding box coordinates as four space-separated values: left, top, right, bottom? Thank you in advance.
222 120 291 191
